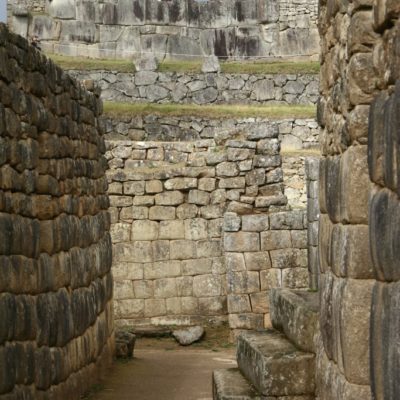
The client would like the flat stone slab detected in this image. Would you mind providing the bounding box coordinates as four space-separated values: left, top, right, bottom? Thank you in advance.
237 330 315 397
213 368 262 399
270 289 319 352
129 325 172 338
212 368 315 400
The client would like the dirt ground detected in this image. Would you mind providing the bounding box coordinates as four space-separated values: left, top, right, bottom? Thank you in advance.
86 326 237 400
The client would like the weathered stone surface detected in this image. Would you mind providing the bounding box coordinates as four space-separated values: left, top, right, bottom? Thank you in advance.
172 326 204 346
115 331 136 358
237 330 315 396
270 289 319 353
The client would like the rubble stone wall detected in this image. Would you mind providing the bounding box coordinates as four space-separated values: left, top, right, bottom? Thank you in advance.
0 25 113 399
106 126 311 328
104 115 320 148
68 70 319 106
7 0 319 60
316 1 400 399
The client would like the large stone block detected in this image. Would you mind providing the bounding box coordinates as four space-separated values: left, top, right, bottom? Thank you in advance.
244 252 271 271
154 278 178 299
184 218 208 240
159 220 185 240
260 230 292 251
224 232 260 252
193 274 225 297
131 220 159 241
144 261 181 280
227 271 260 294
170 240 197 260
155 191 184 206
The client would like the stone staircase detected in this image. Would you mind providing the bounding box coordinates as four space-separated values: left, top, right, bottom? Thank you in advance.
213 288 319 400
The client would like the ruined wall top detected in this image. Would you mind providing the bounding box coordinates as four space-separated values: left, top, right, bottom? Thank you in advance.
8 0 320 60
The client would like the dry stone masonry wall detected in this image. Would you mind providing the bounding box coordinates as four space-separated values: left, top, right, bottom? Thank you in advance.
106 123 312 328
8 0 319 60
68 70 319 106
317 0 400 399
104 115 320 148
0 25 113 399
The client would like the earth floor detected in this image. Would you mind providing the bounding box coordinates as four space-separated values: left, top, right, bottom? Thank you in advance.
86 327 237 400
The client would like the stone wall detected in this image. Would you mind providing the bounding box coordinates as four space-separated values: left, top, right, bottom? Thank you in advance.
316 1 400 399
106 124 312 328
68 70 319 106
104 115 320 149
7 0 319 60
0 25 113 399
224 210 308 331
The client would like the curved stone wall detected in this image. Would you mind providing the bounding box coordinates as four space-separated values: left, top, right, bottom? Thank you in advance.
8 0 319 60
0 25 113 399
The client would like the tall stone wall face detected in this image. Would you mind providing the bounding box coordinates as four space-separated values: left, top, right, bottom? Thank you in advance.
68 70 319 106
0 25 113 399
106 128 312 328
317 1 399 399
7 0 319 60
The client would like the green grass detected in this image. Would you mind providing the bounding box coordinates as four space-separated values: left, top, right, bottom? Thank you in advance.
47 54 136 73
103 101 316 119
47 53 319 75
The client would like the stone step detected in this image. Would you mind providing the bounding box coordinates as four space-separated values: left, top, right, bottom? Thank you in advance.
213 368 262 400
270 289 319 352
213 368 315 400
237 330 315 397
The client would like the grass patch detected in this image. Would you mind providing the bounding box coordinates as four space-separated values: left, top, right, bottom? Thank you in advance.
103 101 316 120
47 53 319 75
47 54 136 73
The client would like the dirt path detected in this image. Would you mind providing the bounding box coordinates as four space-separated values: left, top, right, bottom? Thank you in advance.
89 336 237 400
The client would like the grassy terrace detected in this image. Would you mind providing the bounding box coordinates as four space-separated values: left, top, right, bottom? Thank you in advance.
48 54 320 75
103 102 316 119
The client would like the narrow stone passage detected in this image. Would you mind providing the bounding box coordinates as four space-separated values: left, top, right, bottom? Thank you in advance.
89 339 236 400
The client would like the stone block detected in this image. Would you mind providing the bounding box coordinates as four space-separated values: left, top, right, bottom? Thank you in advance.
261 230 292 251
181 297 198 314
164 178 197 190
260 269 281 291
340 279 374 386
197 240 222 258
281 268 309 289
184 218 208 240
133 280 154 299
131 220 159 241
200 205 224 219
166 298 182 315
124 181 145 195
237 331 315 396
133 196 155 206
176 276 194 297
110 223 131 243
241 215 269 232
250 292 269 313
182 258 213 276
219 177 246 189
244 252 271 271
227 294 252 313
228 313 264 329
227 271 260 294
227 148 253 162
159 220 185 240
146 180 163 194
198 296 227 315
109 196 133 207
176 204 198 219
155 191 184 206
144 261 181 279
170 240 197 260
224 232 260 252
225 253 246 272
340 146 370 224
188 189 210 205
154 278 178 299
270 248 307 269
124 206 149 220
198 178 216 192
115 299 144 319
208 218 223 238
113 262 143 280
245 169 266 186
114 280 134 300
269 211 305 230
144 299 166 318
291 230 308 249
152 240 170 261
223 213 241 232
149 206 175 220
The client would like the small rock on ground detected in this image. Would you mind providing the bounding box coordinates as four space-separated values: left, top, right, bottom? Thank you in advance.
172 326 205 346
116 331 136 358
